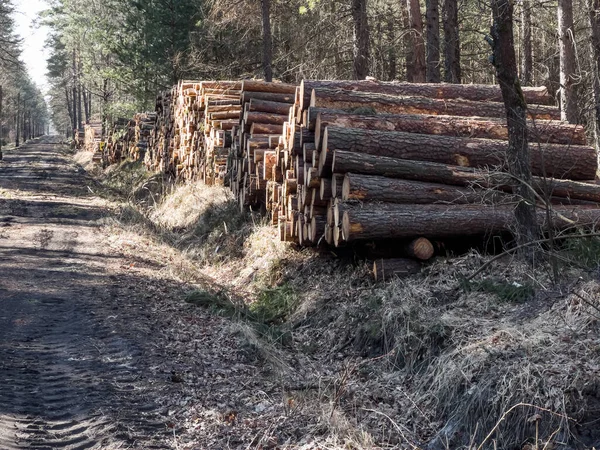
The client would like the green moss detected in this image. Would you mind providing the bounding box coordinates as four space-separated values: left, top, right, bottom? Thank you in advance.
251 283 299 325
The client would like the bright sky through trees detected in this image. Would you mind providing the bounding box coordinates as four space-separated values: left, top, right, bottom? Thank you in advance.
12 0 49 91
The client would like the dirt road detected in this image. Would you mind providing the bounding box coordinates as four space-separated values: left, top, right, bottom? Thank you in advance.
0 137 274 449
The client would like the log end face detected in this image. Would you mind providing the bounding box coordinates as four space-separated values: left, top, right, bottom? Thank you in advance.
410 237 435 260
455 154 470 167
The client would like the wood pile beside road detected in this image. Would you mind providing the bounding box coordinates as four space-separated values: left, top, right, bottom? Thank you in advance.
115 79 600 278
255 80 599 264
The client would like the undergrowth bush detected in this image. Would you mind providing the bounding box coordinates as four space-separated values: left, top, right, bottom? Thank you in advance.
561 232 600 269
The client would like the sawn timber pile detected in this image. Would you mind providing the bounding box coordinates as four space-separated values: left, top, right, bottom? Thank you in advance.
122 79 600 277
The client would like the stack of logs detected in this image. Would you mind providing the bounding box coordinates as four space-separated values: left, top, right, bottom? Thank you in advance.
228 81 297 212
127 113 157 162
250 80 600 280
117 79 600 280
144 80 242 182
83 120 103 159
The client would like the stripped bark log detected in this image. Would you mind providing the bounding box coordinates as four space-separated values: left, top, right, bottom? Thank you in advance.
319 126 596 180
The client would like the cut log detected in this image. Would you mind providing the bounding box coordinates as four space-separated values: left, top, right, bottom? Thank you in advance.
242 80 297 94
332 150 600 203
249 98 293 115
244 111 288 125
314 112 586 147
342 173 506 204
310 89 561 120
210 110 241 120
310 216 327 243
241 91 295 105
406 237 435 260
342 203 600 241
250 123 284 135
319 126 596 180
373 258 422 281
300 80 553 111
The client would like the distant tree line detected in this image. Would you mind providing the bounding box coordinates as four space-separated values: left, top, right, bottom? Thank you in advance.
42 0 600 139
0 0 48 158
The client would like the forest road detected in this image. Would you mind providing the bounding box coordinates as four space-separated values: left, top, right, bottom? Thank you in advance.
0 136 222 450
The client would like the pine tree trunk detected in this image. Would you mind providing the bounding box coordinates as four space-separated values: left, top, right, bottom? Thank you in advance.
386 6 397 80
521 0 533 85
406 0 426 82
491 0 538 253
65 87 73 138
0 86 3 160
558 0 579 123
442 0 461 83
352 0 370 79
260 0 273 82
426 0 441 82
15 92 20 147
589 0 600 140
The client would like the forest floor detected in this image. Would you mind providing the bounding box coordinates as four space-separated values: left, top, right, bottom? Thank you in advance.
1 137 600 450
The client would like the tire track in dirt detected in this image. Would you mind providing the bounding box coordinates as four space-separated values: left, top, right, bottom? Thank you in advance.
0 137 171 449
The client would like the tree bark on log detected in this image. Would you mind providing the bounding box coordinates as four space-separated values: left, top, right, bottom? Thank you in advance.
332 150 600 202
244 111 288 125
250 123 284 135
310 89 560 120
249 98 294 115
342 203 600 241
314 111 585 147
342 173 507 204
300 80 552 111
242 80 296 94
373 258 422 281
319 126 596 180
311 216 327 242
241 91 295 105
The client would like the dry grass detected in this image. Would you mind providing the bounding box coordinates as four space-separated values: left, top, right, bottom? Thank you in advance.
95 161 600 449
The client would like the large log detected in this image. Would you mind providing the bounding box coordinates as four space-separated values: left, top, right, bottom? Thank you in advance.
342 173 507 204
244 111 288 125
250 123 284 135
332 150 600 203
314 112 586 147
242 80 297 94
342 203 600 242
241 91 295 105
300 80 553 111
310 89 561 120
319 126 596 180
249 99 294 115
372 258 423 281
